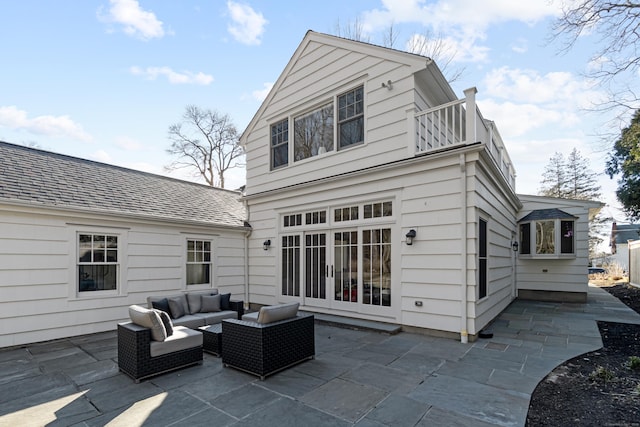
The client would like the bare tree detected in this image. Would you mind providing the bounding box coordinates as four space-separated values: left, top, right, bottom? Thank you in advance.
405 29 465 83
551 1 640 110
165 106 244 189
334 18 370 43
332 21 464 82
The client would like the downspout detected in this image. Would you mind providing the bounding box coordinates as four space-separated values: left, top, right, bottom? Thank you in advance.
243 196 251 311
460 153 468 343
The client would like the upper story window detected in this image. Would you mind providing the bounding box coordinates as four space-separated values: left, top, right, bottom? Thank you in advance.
518 209 576 258
305 210 326 225
271 119 289 169
187 239 211 285
270 85 365 170
338 86 364 149
78 233 118 292
294 103 334 162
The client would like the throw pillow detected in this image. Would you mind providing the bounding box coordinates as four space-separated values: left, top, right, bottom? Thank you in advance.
220 293 231 311
151 298 170 313
201 294 221 312
154 309 174 337
168 297 186 319
257 302 299 324
128 305 167 341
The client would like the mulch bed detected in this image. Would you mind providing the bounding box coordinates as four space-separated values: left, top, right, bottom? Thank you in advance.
526 283 640 426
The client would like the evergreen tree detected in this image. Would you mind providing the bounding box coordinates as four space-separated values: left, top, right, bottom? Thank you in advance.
606 110 640 220
539 148 607 259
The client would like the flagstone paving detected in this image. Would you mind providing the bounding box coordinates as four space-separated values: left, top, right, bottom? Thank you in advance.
1 285 639 427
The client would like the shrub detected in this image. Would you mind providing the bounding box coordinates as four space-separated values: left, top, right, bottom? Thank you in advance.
628 356 640 370
589 366 615 382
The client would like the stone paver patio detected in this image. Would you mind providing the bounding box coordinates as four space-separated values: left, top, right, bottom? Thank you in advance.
1 285 639 427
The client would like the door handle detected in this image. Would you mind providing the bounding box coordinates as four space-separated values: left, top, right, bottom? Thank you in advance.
331 265 334 277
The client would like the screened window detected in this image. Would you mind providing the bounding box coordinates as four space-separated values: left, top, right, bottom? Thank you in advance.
78 233 118 292
294 103 334 162
187 239 211 285
338 86 364 149
271 119 288 169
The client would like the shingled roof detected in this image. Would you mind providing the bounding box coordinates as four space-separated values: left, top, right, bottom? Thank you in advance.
0 141 248 229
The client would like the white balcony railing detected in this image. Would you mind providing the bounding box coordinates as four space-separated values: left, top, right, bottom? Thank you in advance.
413 87 516 191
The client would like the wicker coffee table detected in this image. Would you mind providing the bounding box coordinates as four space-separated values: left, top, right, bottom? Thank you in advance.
199 323 222 356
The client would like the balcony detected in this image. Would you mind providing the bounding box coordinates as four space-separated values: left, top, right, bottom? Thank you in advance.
412 87 516 191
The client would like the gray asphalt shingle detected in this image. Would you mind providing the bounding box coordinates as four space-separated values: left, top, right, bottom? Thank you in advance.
0 141 247 228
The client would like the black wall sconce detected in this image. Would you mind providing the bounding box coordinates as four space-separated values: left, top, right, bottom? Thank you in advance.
405 229 417 245
263 239 271 251
512 241 519 252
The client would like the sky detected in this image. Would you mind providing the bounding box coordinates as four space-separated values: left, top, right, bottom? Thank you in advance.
0 1 635 234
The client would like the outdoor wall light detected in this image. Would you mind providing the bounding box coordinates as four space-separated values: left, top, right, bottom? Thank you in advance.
512 241 519 252
263 239 271 251
405 229 417 245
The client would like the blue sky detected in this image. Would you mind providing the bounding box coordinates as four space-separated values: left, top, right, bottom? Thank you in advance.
0 0 631 226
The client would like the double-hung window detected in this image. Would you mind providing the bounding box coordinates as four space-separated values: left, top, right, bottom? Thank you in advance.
271 118 288 169
294 103 334 162
187 239 211 285
338 86 364 149
78 233 118 292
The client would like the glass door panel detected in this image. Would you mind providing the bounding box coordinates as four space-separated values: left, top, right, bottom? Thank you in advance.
281 235 300 297
334 230 358 303
305 233 326 299
362 228 391 307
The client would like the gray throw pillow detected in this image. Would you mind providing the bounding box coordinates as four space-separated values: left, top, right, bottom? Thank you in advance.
128 305 167 341
154 309 174 337
200 294 221 313
168 297 186 319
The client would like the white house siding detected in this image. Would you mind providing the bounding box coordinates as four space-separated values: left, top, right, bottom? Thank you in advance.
0 204 247 348
516 195 601 301
244 34 441 197
245 146 517 336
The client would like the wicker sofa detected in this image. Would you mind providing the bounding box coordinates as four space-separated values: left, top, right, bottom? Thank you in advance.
221 303 315 379
118 305 203 382
147 290 244 328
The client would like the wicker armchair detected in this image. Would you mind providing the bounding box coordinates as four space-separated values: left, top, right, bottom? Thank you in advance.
221 313 315 380
118 322 203 383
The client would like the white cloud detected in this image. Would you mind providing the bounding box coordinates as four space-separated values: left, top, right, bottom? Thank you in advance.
479 99 578 138
406 33 490 64
362 0 560 34
252 82 273 102
0 106 92 142
510 38 528 54
130 66 214 85
362 0 560 63
226 1 267 45
99 0 165 41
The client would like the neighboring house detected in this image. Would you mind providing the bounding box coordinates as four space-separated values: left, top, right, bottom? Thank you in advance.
0 142 249 348
610 222 640 271
240 31 601 341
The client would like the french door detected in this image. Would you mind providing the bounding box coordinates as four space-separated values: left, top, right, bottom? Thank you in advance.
280 227 391 311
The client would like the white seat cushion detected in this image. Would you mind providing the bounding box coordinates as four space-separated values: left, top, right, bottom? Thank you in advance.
150 326 203 357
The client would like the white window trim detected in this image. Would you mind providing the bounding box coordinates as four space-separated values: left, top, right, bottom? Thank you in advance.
68 226 128 300
183 235 216 290
519 219 576 259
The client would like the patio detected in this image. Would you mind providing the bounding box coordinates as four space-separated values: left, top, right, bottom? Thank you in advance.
1 285 639 427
